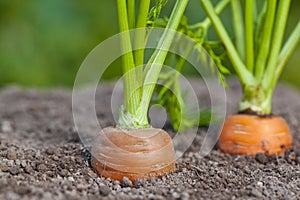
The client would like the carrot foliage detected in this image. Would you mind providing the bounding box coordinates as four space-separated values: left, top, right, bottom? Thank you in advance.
199 0 300 115
117 0 189 128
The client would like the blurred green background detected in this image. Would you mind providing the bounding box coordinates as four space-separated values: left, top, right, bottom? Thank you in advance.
0 0 299 88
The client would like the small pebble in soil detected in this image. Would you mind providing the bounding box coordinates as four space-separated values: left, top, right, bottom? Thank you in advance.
150 177 157 184
57 175 63 180
122 177 133 187
113 180 120 185
6 160 14 167
288 152 296 161
134 178 145 187
99 184 111 196
20 160 26 168
0 162 9 172
257 181 264 187
255 153 268 164
59 169 69 177
46 148 55 155
68 176 75 182
9 166 19 175
6 148 17 160
113 184 121 191
37 164 47 172
24 165 33 174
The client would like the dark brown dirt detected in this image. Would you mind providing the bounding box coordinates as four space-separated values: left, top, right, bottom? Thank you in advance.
1 79 300 200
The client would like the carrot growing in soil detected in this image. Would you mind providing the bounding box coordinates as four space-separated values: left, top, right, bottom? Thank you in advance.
200 0 300 155
91 0 189 181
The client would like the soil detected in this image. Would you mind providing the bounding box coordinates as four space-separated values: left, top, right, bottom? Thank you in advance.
1 79 300 200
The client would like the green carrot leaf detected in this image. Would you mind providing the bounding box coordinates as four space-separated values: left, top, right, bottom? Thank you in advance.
148 0 169 26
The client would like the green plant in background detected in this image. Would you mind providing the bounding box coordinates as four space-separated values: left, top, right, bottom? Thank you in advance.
198 0 299 156
153 0 230 131
200 0 300 115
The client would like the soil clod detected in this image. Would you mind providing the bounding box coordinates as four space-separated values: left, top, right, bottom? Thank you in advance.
122 177 133 187
6 148 17 160
255 153 268 164
99 184 111 196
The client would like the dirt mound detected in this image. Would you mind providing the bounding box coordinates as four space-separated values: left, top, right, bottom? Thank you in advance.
1 80 300 199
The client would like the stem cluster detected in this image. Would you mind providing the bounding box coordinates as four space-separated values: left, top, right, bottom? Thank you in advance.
117 0 189 128
200 0 300 115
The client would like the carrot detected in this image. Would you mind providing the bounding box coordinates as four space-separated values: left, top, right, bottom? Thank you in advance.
91 0 189 181
218 114 292 155
91 127 175 181
200 0 299 155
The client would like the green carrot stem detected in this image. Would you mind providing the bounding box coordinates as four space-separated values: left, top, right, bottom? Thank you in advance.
231 0 245 61
245 0 254 72
145 0 230 81
136 0 189 124
253 0 257 21
275 21 300 83
253 1 266 62
117 0 140 115
127 0 135 29
263 0 291 90
134 0 151 94
200 0 230 30
176 44 193 73
199 0 256 86
239 84 273 115
254 0 277 80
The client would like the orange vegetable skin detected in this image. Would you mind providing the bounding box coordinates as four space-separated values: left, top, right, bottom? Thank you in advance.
91 127 175 181
218 114 292 156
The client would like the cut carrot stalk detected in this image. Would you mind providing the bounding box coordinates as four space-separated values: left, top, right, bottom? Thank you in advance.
218 114 292 155
91 127 175 181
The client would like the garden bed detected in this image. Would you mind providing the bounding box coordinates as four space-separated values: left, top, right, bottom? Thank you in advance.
0 79 300 200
